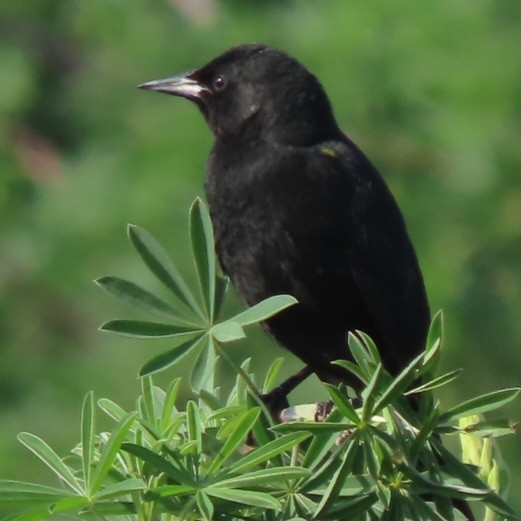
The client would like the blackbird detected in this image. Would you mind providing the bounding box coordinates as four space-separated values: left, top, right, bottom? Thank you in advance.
139 44 431 399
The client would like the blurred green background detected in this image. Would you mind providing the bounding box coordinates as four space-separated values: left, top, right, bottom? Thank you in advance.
1 0 520 515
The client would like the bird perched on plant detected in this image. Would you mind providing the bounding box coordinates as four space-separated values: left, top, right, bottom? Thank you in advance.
139 44 431 403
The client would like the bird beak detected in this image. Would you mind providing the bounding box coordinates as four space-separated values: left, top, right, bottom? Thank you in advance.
138 73 209 101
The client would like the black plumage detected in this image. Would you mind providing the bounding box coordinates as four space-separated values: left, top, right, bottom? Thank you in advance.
139 44 431 392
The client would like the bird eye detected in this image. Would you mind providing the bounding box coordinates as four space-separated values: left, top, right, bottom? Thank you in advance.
212 75 227 91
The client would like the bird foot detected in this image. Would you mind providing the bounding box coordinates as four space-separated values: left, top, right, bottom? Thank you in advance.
259 386 290 420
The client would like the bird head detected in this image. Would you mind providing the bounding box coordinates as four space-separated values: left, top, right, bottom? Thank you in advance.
139 44 340 146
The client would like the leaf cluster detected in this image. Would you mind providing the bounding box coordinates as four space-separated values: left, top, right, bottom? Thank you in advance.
0 199 518 520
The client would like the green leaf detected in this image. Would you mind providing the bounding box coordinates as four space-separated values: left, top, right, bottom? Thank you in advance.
372 351 425 415
348 332 372 375
48 496 89 513
410 402 440 462
89 413 136 494
190 197 216 320
210 321 246 343
85 501 136 514
140 376 156 426
121 444 195 485
227 432 311 474
99 319 199 338
362 363 384 421
439 388 521 423
214 274 229 321
95 276 177 320
1 507 54 521
208 408 260 474
159 378 182 432
214 467 311 489
231 295 298 326
98 398 127 423
356 330 381 364
272 422 354 434
456 418 517 438
410 495 447 521
433 441 518 519
186 400 204 453
148 484 197 498
128 224 203 318
92 478 146 500
205 487 281 510
17 433 82 494
426 310 443 352
331 359 367 385
196 490 214 520
81 392 95 492
313 434 360 518
0 480 74 504
190 335 216 391
404 464 489 499
405 369 463 395
422 311 444 376
262 357 284 394
326 384 361 425
320 492 378 520
301 408 345 470
139 335 202 376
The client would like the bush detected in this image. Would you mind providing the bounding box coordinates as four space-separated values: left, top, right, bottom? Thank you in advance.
0 200 518 520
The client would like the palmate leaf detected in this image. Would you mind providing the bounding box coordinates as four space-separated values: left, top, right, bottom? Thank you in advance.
128 224 203 320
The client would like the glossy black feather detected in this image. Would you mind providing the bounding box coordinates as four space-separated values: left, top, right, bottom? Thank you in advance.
143 44 431 389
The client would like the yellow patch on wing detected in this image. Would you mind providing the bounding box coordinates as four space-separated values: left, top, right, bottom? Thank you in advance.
318 145 339 158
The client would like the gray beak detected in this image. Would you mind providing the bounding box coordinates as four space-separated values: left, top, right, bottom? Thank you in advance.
138 73 209 100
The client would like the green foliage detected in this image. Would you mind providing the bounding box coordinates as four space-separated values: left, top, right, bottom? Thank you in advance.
0 200 518 520
2 2 521 514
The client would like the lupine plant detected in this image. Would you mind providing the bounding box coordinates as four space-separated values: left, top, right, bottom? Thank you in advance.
0 199 518 520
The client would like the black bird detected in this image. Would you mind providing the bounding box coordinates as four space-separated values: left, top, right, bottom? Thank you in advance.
139 44 431 400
